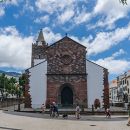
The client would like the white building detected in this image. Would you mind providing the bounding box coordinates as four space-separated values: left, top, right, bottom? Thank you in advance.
117 70 130 107
25 30 109 109
109 79 118 105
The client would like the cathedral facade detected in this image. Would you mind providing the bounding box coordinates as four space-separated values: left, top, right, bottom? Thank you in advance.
25 30 109 109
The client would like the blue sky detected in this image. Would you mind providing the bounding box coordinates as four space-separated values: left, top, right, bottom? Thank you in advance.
0 0 130 81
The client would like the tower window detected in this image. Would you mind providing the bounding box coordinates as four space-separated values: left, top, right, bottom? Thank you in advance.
39 55 41 59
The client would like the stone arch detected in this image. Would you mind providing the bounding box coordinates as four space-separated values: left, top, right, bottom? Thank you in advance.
58 83 76 107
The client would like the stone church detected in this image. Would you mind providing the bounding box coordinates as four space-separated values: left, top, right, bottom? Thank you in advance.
24 30 109 109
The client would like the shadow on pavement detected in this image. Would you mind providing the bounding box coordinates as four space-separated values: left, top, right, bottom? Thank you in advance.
0 126 22 130
3 110 128 122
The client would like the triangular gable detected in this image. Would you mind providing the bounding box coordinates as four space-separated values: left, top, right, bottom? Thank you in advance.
48 36 86 49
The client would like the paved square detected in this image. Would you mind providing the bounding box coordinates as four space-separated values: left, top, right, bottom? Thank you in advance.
0 110 129 130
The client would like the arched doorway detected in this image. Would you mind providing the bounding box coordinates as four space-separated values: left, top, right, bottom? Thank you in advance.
61 86 73 106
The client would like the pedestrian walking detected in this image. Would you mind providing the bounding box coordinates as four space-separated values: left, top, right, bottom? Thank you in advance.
75 104 80 119
52 102 59 117
105 108 111 118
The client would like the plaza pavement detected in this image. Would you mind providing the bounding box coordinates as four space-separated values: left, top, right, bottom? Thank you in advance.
0 110 130 130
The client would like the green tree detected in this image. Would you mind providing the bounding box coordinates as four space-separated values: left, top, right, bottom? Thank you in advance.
120 0 127 4
0 73 20 100
19 73 27 96
0 73 6 99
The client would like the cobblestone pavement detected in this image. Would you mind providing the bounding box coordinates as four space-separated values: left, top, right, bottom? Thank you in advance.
0 110 130 130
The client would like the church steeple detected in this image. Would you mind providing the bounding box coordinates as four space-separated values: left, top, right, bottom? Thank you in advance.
36 29 46 45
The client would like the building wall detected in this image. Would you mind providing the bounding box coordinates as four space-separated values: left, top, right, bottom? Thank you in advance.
46 37 87 107
86 60 104 108
117 71 130 104
127 76 130 103
46 75 87 107
25 35 109 108
28 61 47 108
47 37 87 74
34 59 45 66
109 80 118 104
31 44 48 66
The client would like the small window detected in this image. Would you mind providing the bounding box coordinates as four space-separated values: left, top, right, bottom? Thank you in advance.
125 79 126 84
127 80 129 85
120 81 122 85
39 55 41 59
123 80 124 85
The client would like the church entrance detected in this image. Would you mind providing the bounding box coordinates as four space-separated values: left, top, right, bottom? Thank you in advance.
61 85 73 107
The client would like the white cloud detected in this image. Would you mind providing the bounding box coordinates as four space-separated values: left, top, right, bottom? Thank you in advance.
0 26 63 69
42 27 62 44
0 0 18 17
112 49 126 57
58 8 74 24
95 58 130 75
34 15 49 24
66 23 130 57
35 0 75 13
93 0 130 28
23 0 34 12
0 26 19 36
94 49 130 75
13 14 19 19
87 23 130 55
34 0 130 28
74 10 91 25
0 7 5 17
35 0 91 26
0 26 33 69
11 0 18 5
44 22 130 57
4 0 18 5
35 0 76 25
70 35 91 48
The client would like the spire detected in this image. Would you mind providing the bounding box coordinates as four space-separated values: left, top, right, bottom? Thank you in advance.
36 29 46 45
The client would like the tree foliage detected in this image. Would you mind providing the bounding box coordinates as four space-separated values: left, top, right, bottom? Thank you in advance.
120 0 127 5
0 73 24 100
19 73 27 95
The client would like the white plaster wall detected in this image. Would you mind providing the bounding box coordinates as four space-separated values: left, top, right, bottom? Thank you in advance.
86 60 104 108
34 59 45 66
28 61 47 109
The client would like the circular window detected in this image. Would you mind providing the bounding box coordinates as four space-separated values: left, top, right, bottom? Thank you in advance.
61 55 72 65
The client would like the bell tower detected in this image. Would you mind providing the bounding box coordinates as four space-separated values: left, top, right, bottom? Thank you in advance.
31 29 48 67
